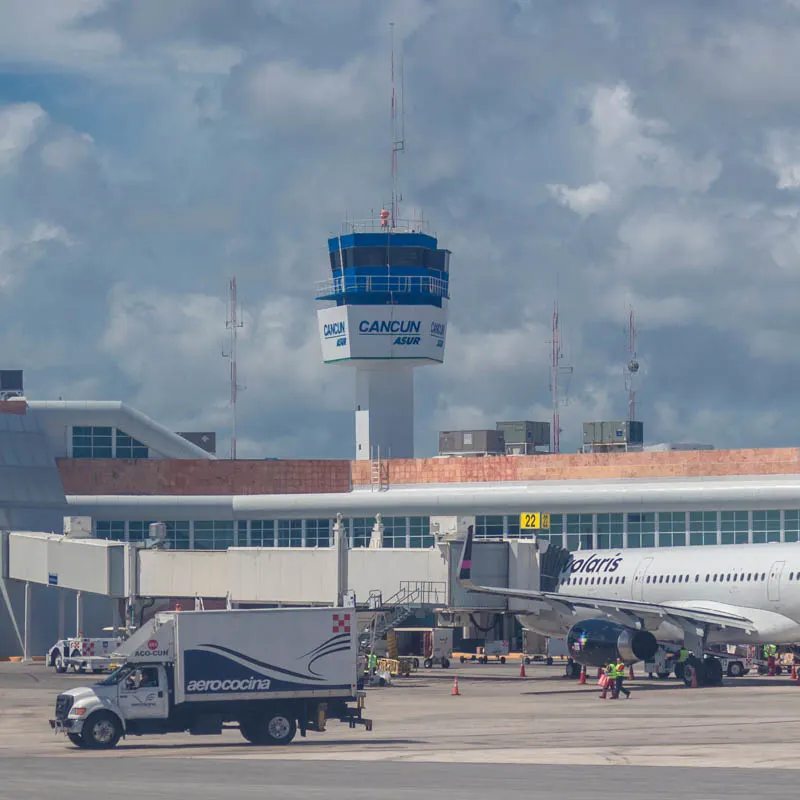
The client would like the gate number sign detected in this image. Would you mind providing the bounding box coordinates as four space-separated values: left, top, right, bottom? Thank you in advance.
520 513 550 530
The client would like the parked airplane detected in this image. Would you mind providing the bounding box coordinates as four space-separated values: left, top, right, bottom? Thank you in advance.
456 527 800 686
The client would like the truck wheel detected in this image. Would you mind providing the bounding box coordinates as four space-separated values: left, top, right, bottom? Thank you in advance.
727 661 744 678
82 711 122 749
68 733 89 749
500 657 506 664
423 658 433 669
703 657 723 686
460 656 466 663
241 711 296 746
441 658 450 669
54 654 66 674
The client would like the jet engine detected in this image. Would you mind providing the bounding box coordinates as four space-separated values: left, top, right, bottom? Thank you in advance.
566 619 658 667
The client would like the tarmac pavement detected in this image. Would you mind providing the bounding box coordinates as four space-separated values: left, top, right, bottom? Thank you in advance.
2 660 800 798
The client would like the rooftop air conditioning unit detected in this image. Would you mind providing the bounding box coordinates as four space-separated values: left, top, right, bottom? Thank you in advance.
63 516 92 538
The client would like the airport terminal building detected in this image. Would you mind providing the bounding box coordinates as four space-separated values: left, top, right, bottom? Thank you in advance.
3 397 800 552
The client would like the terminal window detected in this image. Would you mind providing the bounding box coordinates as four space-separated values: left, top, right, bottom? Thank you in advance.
350 518 373 548
194 520 234 550
689 511 719 546
657 512 686 547
166 521 190 549
596 513 623 549
784 510 800 543
752 510 781 544
250 520 275 547
115 430 148 458
72 426 113 458
476 516 504 540
409 517 433 548
305 519 331 547
381 517 408 548
627 512 655 548
95 521 125 541
721 511 749 545
565 514 593 551
277 520 302 547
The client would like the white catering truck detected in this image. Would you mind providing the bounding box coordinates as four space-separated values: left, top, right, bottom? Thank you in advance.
49 607 372 750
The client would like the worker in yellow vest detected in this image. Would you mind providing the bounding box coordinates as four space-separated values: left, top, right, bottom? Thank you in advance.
764 644 778 676
614 656 631 698
603 661 617 699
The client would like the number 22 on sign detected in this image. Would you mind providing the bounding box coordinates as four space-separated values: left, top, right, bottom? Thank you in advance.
520 513 550 530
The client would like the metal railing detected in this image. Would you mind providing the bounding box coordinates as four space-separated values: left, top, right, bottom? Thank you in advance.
339 218 432 235
315 274 449 299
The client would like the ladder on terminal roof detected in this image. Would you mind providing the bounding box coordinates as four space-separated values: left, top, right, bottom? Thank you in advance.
370 447 388 492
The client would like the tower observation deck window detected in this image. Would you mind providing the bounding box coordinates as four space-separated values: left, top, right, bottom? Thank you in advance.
332 246 449 271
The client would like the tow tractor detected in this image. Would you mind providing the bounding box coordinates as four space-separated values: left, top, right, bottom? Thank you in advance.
644 644 752 681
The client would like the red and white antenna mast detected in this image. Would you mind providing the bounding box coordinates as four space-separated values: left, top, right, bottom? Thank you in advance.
222 277 245 460
390 22 405 229
625 306 640 422
549 301 573 454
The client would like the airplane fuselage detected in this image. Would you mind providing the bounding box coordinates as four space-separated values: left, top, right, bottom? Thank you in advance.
515 541 800 645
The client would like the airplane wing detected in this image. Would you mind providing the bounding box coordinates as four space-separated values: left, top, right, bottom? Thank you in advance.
456 527 756 634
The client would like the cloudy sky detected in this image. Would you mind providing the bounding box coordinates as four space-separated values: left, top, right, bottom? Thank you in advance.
3 0 800 458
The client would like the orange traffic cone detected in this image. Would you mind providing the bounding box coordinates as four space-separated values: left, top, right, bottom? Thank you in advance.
519 661 526 678
451 676 461 696
690 665 698 689
791 665 797 682
579 666 586 685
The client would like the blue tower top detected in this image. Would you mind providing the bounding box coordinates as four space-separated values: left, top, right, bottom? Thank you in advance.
315 216 450 308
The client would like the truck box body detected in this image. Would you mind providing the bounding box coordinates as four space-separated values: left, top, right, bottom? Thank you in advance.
175 608 356 704
116 607 358 704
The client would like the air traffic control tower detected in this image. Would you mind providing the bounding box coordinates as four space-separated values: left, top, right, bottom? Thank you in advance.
316 210 451 460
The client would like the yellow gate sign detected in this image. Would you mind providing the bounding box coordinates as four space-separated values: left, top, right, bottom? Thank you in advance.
520 513 550 530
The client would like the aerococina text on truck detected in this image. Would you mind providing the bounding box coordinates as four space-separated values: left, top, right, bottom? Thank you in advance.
49 607 372 749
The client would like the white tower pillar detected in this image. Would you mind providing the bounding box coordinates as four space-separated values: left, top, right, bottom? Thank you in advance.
355 365 414 460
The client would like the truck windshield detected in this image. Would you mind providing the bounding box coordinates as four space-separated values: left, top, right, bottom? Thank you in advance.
95 664 134 686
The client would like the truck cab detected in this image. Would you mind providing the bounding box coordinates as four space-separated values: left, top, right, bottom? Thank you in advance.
52 662 171 748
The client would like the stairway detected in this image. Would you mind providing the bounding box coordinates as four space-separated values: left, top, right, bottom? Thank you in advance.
360 581 447 652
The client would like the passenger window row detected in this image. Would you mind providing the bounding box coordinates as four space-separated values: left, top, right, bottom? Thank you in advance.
560 569 798 589
562 576 626 586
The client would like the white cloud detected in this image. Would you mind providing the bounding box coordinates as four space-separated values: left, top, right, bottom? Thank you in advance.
588 83 721 196
764 129 800 189
616 210 723 272
547 181 611 216
0 221 74 290
0 103 48 172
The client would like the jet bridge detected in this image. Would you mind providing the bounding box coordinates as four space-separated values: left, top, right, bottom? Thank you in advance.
1 525 566 659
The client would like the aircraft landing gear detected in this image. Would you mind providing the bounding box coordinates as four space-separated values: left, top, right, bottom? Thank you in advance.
681 655 723 687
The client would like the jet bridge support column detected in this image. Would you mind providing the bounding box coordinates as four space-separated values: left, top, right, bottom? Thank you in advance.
75 591 84 637
22 581 31 663
57 589 65 642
